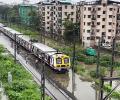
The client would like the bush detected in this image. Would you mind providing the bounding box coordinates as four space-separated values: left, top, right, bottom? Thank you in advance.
104 84 120 99
77 54 86 62
0 44 5 53
89 70 96 78
84 57 96 65
74 64 85 75
100 61 111 67
114 62 120 67
0 46 51 100
100 55 111 61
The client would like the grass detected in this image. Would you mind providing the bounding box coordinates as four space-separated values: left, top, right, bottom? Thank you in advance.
0 44 51 100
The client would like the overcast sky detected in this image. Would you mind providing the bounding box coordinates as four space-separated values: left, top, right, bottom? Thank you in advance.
0 0 119 4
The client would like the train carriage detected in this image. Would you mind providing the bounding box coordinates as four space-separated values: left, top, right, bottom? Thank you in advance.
0 23 71 72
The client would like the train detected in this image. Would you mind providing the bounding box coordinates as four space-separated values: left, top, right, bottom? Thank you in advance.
0 23 71 72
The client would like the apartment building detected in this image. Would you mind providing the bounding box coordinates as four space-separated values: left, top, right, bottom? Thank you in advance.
77 0 120 48
38 0 76 37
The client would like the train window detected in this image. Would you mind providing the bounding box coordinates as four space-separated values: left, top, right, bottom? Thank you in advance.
64 58 69 64
56 58 62 64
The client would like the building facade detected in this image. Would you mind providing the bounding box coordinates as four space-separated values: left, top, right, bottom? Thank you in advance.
77 0 120 47
38 0 76 37
19 4 37 25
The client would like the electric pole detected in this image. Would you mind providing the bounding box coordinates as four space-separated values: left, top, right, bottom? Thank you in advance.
110 38 115 86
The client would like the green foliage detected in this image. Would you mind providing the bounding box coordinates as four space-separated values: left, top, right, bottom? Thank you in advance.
114 61 120 67
84 57 96 65
100 61 111 67
74 64 85 75
0 44 5 53
100 55 111 61
104 84 120 99
63 19 79 42
89 67 106 78
0 46 52 100
89 70 96 78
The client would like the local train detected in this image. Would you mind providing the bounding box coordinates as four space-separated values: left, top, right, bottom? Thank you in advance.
0 23 71 72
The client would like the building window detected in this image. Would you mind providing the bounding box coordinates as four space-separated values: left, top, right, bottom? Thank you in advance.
97 15 101 18
47 27 49 29
102 18 105 21
96 36 100 39
87 37 90 40
47 6 49 9
83 29 85 32
71 18 73 22
103 11 106 14
109 8 113 11
84 7 86 10
97 22 100 25
47 16 49 19
58 7 62 11
42 7 45 10
84 15 86 18
108 36 111 39
71 5 74 9
64 12 67 16
91 36 95 40
102 25 105 28
108 29 112 32
96 29 100 32
87 22 91 26
65 5 67 9
47 12 49 14
109 15 112 18
88 15 91 18
98 7 101 11
47 22 49 24
88 7 91 11
109 22 112 25
84 22 85 25
71 12 74 15
102 32 106 36
42 12 45 16
103 3 106 7
87 30 90 33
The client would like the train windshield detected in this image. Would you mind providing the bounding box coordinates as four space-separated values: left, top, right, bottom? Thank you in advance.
64 58 69 64
56 58 62 64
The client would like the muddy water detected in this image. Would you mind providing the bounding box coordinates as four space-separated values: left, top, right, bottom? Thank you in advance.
0 33 97 100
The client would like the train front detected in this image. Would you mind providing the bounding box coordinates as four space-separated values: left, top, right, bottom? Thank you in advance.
53 53 71 72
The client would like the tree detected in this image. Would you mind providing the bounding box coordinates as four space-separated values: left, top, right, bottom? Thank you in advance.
7 5 19 23
28 10 39 30
63 19 79 42
0 5 9 20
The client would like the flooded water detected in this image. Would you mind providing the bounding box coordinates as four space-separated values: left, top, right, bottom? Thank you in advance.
0 33 97 100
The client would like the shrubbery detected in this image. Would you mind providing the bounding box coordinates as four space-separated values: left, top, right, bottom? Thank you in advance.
104 84 120 99
0 45 51 100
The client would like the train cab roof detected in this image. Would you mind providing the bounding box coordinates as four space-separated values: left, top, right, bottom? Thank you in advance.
33 43 57 55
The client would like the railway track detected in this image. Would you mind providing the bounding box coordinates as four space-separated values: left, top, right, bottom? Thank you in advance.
0 33 76 100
